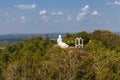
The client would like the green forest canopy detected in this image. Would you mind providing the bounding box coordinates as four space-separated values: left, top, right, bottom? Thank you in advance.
0 30 120 80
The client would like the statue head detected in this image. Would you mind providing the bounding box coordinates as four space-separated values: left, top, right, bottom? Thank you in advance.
58 35 61 38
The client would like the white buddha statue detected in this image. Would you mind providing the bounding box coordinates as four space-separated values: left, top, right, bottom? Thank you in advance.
57 35 69 48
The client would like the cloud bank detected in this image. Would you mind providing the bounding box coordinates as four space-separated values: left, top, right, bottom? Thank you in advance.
107 1 120 6
51 11 63 15
39 10 47 15
77 5 89 21
91 11 101 16
20 16 26 23
113 1 120 5
14 4 36 10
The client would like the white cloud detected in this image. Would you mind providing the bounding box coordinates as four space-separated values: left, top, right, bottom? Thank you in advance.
91 11 101 16
81 5 89 11
107 1 120 6
57 12 63 15
42 16 49 22
14 4 36 10
113 1 120 5
51 11 63 15
77 5 89 21
51 12 56 15
20 16 26 23
39 10 47 15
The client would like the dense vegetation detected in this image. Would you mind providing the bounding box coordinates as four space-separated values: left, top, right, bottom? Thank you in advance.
0 30 120 80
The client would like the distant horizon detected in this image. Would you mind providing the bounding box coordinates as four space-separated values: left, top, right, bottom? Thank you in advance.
0 30 119 35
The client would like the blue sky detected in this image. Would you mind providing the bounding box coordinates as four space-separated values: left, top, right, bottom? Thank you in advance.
0 0 120 34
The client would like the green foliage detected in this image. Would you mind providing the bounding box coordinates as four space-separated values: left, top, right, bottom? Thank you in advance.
75 31 90 44
85 40 106 53
0 30 120 80
64 31 90 46
91 30 120 51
